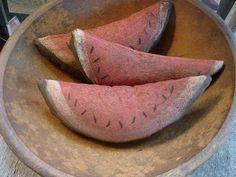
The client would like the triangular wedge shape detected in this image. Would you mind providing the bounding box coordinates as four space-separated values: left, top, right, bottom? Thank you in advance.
70 29 223 86
35 0 172 77
38 76 211 143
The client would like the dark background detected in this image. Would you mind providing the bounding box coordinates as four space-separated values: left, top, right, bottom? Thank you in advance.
0 0 28 51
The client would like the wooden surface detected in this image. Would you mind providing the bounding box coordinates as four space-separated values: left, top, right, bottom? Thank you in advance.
225 2 236 30
7 0 50 14
0 128 235 177
0 136 39 177
217 0 236 19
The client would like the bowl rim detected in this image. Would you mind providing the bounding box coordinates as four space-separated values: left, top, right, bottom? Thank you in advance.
0 0 235 176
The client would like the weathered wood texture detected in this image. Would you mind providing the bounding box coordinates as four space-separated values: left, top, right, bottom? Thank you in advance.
190 125 236 177
217 0 236 19
225 2 236 30
7 0 50 14
0 136 39 177
0 128 236 177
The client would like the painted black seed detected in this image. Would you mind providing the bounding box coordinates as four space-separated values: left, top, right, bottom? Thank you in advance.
97 67 100 74
110 81 114 86
144 29 148 36
131 116 136 124
74 99 78 107
93 57 101 63
106 121 111 127
119 121 123 128
101 75 109 80
90 46 94 54
162 95 167 101
153 104 157 112
149 21 151 27
81 110 87 115
151 12 155 17
66 42 70 49
139 37 142 44
93 115 97 124
170 86 174 94
143 112 147 118
68 93 70 100
129 45 134 49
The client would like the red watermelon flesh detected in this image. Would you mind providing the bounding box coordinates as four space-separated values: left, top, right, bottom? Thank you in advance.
38 76 211 143
35 0 172 77
70 29 223 86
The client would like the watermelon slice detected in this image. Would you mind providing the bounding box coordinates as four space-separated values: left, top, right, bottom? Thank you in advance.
70 29 223 86
35 0 172 77
38 76 211 143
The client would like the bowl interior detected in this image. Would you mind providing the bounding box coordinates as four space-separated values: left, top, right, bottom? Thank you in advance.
2 0 235 176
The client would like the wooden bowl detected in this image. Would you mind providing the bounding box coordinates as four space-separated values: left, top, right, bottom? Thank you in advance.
0 0 235 176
